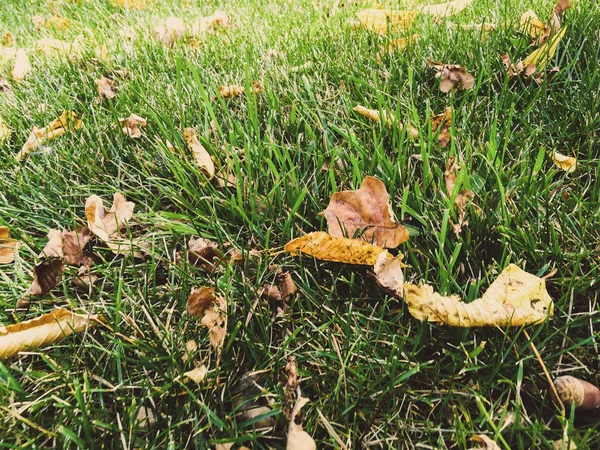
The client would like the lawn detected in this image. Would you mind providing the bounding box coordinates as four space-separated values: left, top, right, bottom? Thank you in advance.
0 0 599 448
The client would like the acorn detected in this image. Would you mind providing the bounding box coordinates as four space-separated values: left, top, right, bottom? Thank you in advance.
554 376 600 410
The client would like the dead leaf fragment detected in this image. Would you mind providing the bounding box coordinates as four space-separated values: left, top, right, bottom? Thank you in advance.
429 61 475 92
11 49 31 82
405 264 554 327
154 16 186 45
45 16 70 31
354 105 383 123
284 357 316 450
355 9 419 34
0 308 102 359
520 10 549 44
17 111 82 161
187 237 223 271
96 77 117 100
374 251 404 298
111 0 145 8
431 107 452 147
184 365 208 383
184 128 215 179
551 151 576 172
217 82 263 99
420 0 473 17
17 259 65 308
2 32 13 46
0 116 10 143
551 0 571 33
40 227 92 265
187 287 227 352
0 76 14 102
523 27 566 73
37 36 84 55
285 232 386 265
471 435 502 450
444 157 474 234
192 11 230 34
324 176 408 248
0 227 17 264
353 105 418 137
119 114 146 138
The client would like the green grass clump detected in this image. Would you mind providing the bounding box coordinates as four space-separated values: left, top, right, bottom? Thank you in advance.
0 0 599 448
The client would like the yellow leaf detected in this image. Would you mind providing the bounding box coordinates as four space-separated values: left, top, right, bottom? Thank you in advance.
420 0 473 17
37 36 84 55
0 226 17 264
184 128 215 179
285 231 386 265
523 26 566 72
404 264 554 327
184 365 208 383
17 111 82 161
0 308 103 359
551 151 576 172
353 105 419 137
354 105 383 122
519 10 549 40
0 116 10 143
355 9 419 34
11 49 31 82
111 0 145 9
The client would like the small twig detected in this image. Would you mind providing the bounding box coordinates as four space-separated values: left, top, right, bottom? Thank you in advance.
523 329 565 417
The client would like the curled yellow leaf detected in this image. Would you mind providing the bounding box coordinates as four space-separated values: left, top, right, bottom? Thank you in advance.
551 151 576 172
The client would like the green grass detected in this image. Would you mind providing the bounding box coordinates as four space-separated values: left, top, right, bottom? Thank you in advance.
0 0 599 448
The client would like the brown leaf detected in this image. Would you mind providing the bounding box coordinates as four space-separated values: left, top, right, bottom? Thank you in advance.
471 435 502 450
2 32 13 46
17 111 83 161
444 157 474 234
192 11 230 34
285 232 386 265
187 237 223 271
279 271 298 301
40 227 92 266
119 114 147 138
0 308 103 359
153 16 186 45
431 107 452 147
17 259 65 308
374 251 404 298
187 286 227 352
323 176 408 248
284 357 316 450
520 10 550 44
522 27 566 73
184 365 208 383
184 128 215 178
551 0 571 33
96 77 117 100
0 227 18 264
429 61 475 92
11 49 31 83
405 264 554 327
0 76 14 102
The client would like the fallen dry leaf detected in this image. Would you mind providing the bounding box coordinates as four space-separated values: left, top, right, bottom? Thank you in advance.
11 49 31 82
551 151 576 172
284 356 316 450
187 237 223 271
111 0 145 8
0 308 102 359
187 286 227 352
355 9 419 34
551 0 571 31
40 227 92 266
217 81 263 99
429 61 475 92
45 16 70 31
404 264 554 327
353 105 419 137
96 76 117 100
17 111 82 161
553 439 577 450
184 365 208 383
444 157 474 234
31 15 45 30
37 36 84 55
520 10 549 44
285 232 386 265
0 227 17 264
184 128 215 179
374 251 404 298
2 32 13 46
85 192 140 255
119 114 146 138
17 259 66 308
471 435 502 450
324 176 409 248
192 11 230 34
0 76 14 102
377 35 419 62
420 0 473 17
0 116 10 143
523 27 566 72
354 105 383 123
154 16 186 45
431 107 452 147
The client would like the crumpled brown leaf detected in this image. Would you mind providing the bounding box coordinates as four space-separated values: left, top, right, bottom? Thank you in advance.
445 157 474 235
323 176 409 248
184 128 215 179
186 237 223 271
40 227 92 266
0 227 18 264
404 264 554 327
431 107 452 147
17 111 83 161
550 151 576 172
96 76 117 100
11 49 31 82
374 251 404 298
0 308 103 359
119 114 147 138
470 435 502 450
153 16 186 45
85 193 141 256
520 10 549 45
429 61 475 92
283 357 316 450
17 258 65 308
285 232 386 265
187 286 227 353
